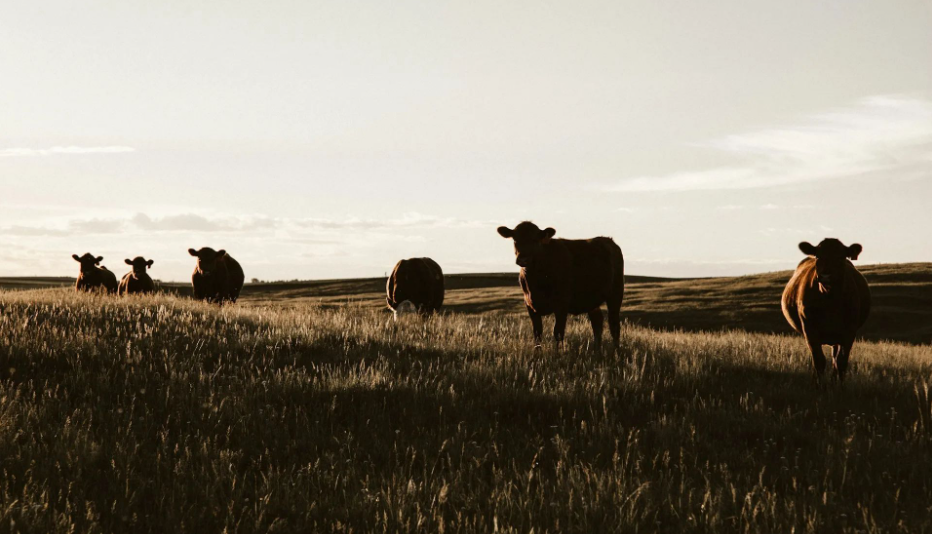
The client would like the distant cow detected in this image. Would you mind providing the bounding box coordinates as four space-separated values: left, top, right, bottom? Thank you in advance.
497 221 624 349
119 256 155 295
72 253 118 294
386 258 444 319
782 239 871 383
188 248 245 304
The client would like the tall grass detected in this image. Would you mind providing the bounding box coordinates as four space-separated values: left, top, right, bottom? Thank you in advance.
0 289 930 533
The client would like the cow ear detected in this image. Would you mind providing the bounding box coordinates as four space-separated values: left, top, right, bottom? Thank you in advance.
216 249 226 258
125 259 133 265
147 259 154 267
95 256 103 264
188 248 199 257
72 254 81 262
847 243 862 261
496 226 513 238
541 227 556 244
798 242 818 256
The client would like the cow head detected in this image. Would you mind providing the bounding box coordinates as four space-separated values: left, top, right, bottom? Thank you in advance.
188 247 226 275
72 253 103 273
497 221 556 268
798 238 862 293
125 256 154 277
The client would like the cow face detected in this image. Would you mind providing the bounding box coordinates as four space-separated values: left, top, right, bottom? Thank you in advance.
125 256 154 276
72 253 103 273
497 221 556 268
799 238 862 293
188 247 226 275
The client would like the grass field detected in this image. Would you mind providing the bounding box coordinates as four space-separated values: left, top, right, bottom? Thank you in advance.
1 265 931 532
5 262 930 342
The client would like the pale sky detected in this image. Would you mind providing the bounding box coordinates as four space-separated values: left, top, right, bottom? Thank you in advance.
1 0 930 281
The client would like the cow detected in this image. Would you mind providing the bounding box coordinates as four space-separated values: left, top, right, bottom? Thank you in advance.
497 221 624 350
118 256 155 295
386 257 444 319
188 247 245 304
72 253 118 294
782 238 871 384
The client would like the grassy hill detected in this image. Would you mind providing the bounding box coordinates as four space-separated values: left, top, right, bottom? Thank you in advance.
7 262 929 343
0 289 930 532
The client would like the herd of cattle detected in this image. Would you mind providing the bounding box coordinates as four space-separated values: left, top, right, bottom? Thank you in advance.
72 247 245 303
70 222 870 383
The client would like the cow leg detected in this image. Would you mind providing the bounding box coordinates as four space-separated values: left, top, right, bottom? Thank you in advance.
830 345 842 384
835 341 854 384
607 297 622 350
553 310 568 350
526 306 543 349
587 308 603 350
805 336 827 387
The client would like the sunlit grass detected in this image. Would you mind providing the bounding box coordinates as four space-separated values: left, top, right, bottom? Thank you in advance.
0 288 930 533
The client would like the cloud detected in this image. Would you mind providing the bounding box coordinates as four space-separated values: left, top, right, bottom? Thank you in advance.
131 213 277 232
603 95 932 192
716 203 816 211
4 225 70 237
760 225 833 237
293 212 490 231
0 211 490 238
69 218 127 234
0 146 136 157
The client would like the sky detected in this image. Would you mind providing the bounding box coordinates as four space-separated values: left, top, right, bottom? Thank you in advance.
1 0 930 282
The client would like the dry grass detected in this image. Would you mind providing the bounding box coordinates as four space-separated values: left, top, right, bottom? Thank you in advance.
6 263 929 343
1 288 931 533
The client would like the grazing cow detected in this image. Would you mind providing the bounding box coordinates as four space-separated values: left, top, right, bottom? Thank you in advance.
119 256 155 295
72 253 118 294
782 239 871 384
497 221 624 349
188 247 245 304
386 257 444 319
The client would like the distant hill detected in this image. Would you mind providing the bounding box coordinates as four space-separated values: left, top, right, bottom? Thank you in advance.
3 263 930 343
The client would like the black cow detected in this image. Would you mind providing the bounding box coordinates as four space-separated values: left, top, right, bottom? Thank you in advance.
188 248 245 304
386 257 444 319
497 221 624 349
72 253 118 294
119 256 155 295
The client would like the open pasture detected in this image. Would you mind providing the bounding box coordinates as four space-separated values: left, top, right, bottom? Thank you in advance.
5 262 929 343
1 276 931 533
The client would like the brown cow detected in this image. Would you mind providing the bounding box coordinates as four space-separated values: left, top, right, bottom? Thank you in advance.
782 238 871 384
386 257 444 319
119 256 155 295
72 253 118 294
497 221 624 349
188 247 245 303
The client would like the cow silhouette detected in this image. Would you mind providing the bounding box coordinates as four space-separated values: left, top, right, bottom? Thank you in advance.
782 238 871 384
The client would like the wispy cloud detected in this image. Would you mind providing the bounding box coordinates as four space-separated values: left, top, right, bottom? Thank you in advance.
293 212 491 231
716 203 817 211
603 95 932 192
0 146 136 157
131 213 277 233
1 211 491 237
760 224 834 237
5 225 70 237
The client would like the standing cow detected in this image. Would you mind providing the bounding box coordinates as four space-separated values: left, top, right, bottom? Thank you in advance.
72 253 118 294
386 257 444 319
188 247 245 304
119 256 155 295
782 238 871 384
497 221 624 349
